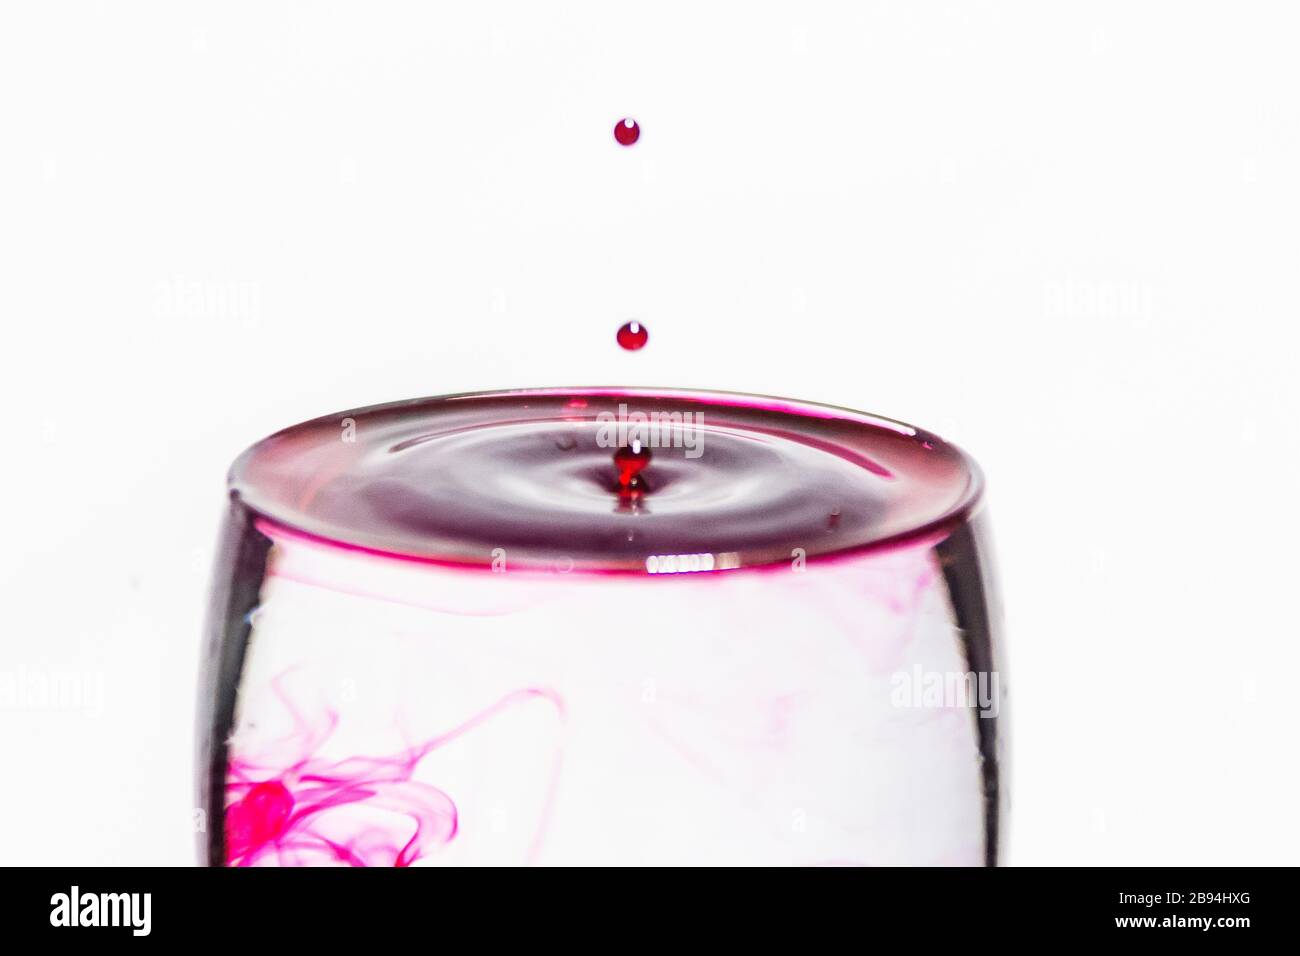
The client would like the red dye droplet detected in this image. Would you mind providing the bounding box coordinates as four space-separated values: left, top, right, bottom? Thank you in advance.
616 321 648 351
614 441 652 489
614 117 640 146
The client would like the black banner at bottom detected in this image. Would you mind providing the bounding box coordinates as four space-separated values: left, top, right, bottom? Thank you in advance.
4 866 1286 942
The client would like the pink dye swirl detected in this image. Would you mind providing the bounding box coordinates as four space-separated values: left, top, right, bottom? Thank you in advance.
225 680 565 867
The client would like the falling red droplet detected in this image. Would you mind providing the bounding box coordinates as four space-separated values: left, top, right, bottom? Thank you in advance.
614 117 640 146
617 321 648 351
614 442 652 489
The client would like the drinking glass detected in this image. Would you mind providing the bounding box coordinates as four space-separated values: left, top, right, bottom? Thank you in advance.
197 388 1005 866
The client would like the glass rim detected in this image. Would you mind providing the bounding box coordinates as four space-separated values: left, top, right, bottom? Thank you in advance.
229 385 986 575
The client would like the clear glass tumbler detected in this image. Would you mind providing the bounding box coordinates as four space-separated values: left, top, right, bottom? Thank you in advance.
198 388 1005 866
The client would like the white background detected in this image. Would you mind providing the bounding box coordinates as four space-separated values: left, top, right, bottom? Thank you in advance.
2 2 1297 865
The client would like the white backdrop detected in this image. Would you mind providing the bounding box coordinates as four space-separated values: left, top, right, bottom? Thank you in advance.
1 2 1297 865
